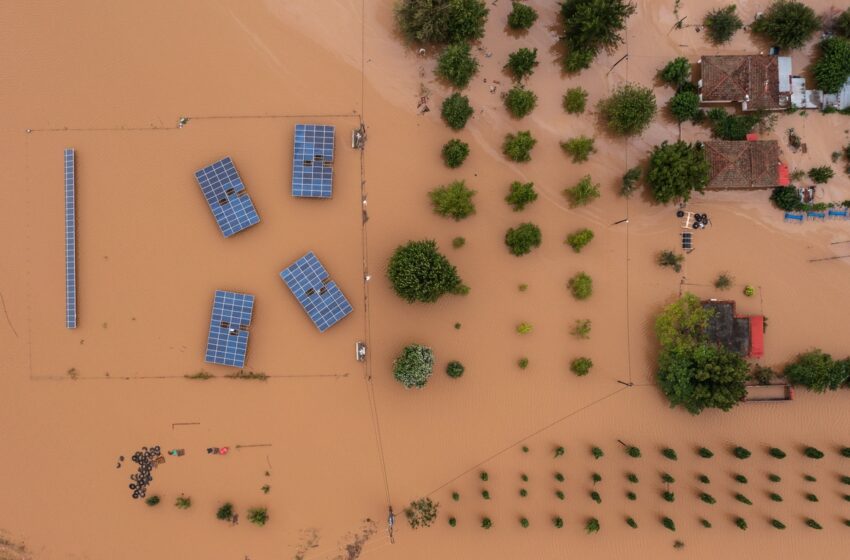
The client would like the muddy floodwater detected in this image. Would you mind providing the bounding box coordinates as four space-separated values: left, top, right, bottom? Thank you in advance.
2 1 850 559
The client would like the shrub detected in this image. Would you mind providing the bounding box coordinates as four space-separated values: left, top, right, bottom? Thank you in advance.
660 448 677 460
662 491 675 502
504 86 538 118
647 141 709 203
736 517 748 530
429 180 476 220
248 507 269 526
662 517 676 532
585 518 600 534
769 473 782 482
835 8 850 37
520 517 530 528
572 319 592 339
436 43 479 88
441 93 474 130
751 0 820 50
553 516 564 528
505 181 537 210
591 446 604 459
508 1 538 29
659 57 691 87
560 0 636 72
784 350 847 392
698 474 710 484
568 272 593 300
590 490 602 503
806 493 819 502
448 517 457 527
393 344 435 388
441 139 470 168
735 493 752 505
805 474 817 482
261 485 270 494
704 5 743 44
700 493 716 504
516 322 533 334
842 447 850 458
564 175 601 207
563 87 588 114
771 519 786 530
446 361 465 378
387 240 465 303
626 491 636 500
452 492 460 501
518 357 529 369
668 91 701 123
175 496 191 509
571 357 593 376
808 166 834 184
770 186 801 211
518 283 528 292
452 236 465 249
561 136 596 162
505 48 538 80
505 223 542 256
480 471 489 481
481 490 490 499
145 495 160 507
481 517 493 529
625 445 641 458
599 83 657 136
621 166 642 197
813 37 850 94
626 517 638 528
769 492 783 502
769 447 786 459
733 446 751 459
661 473 675 483
743 285 755 297
521 473 528 482
554 446 566 458
734 474 748 484
706 108 763 140
700 519 712 528
714 273 733 290
627 473 639 483
216 503 235 521
657 250 684 272
804 447 825 459
566 229 594 253
806 519 823 530
503 131 536 162
698 447 714 458
395 0 489 44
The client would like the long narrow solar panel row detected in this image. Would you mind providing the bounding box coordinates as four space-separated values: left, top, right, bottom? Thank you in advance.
64 148 77 329
292 124 335 198
204 290 255 367
194 157 261 237
280 252 352 332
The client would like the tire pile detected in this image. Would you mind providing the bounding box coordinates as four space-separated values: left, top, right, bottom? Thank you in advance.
128 445 161 500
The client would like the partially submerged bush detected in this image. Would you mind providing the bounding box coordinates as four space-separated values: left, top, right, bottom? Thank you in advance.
657 250 684 272
704 5 743 44
387 240 466 303
599 83 657 136
572 319 592 338
436 43 479 88
446 361 465 378
621 166 641 197
247 507 269 526
503 130 537 162
571 357 593 376
566 228 594 252
505 48 538 80
507 1 538 29
808 166 834 184
668 91 701 123
441 139 470 168
505 223 542 256
393 344 435 388
505 181 537 211
564 175 601 207
568 272 593 300
563 87 588 114
441 93 474 130
429 180 476 220
561 135 596 162
405 497 439 529
751 0 819 50
504 86 538 118
216 503 235 521
395 0 489 44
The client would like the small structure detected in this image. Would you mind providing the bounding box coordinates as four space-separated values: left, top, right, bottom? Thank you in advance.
204 290 255 367
194 157 261 237
279 252 352 332
698 55 791 111
822 76 850 111
743 384 794 402
292 124 335 198
702 300 764 358
704 140 784 190
64 148 77 329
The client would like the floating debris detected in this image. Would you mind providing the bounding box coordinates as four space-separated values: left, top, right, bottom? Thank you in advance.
128 445 162 499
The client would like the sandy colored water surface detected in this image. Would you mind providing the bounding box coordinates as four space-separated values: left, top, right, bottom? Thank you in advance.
1 1 850 559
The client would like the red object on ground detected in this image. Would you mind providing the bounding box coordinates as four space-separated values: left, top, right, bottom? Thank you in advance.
777 163 790 186
220 447 229 455
748 316 764 358
746 133 759 141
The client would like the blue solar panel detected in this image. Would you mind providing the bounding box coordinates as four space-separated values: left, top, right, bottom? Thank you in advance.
64 148 77 329
292 124 335 198
280 252 352 332
205 290 255 367
194 157 261 237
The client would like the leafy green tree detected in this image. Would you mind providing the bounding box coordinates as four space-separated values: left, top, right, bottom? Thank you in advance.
441 93 474 130
662 448 678 461
568 272 593 300
571 357 593 376
564 175 601 207
585 517 600 534
834 8 850 38
448 516 457 526
387 240 466 303
563 87 588 113
572 319 592 338
564 48 595 72
704 5 743 44
436 43 479 88
504 86 538 118
560 0 636 71
804 447 825 459
626 491 636 500
661 473 675 483
145 495 160 506
441 139 469 168
751 0 819 50
553 516 564 528
555 472 565 482
554 446 566 458
806 518 823 530
505 48 538 80
812 37 850 94
654 293 712 347
216 503 235 521
668 91 701 123
806 493 819 502
659 57 691 87
505 181 537 210
770 186 802 211
566 229 594 253
662 491 675 502
700 519 712 528
769 492 783 502
698 474 711 484
393 344 435 388
508 1 538 29
625 445 641 458
705 108 763 140
502 131 537 162
647 141 709 203
658 250 684 272
505 222 542 256
736 517 748 530
481 517 493 529
480 471 489 481
808 166 835 184
769 447 786 459
395 0 489 44
734 474 748 484
662 517 676 531
733 446 751 459
626 517 638 528
841 447 850 458
771 519 786 530
405 497 439 528
698 447 714 458
446 361 465 378
769 473 782 482
700 492 716 504
591 446 604 459
429 180 476 220
599 83 657 136
657 343 749 414
627 473 639 482
621 166 642 197
561 135 596 162
519 517 530 527
175 496 191 509
714 273 733 290
784 350 847 392
590 490 602 503
248 507 269 526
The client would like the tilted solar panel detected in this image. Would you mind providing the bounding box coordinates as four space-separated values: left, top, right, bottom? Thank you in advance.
194 157 261 237
204 290 255 367
64 148 77 329
279 252 352 332
292 124 335 198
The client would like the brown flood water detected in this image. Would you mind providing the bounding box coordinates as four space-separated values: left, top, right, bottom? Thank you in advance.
1 1 850 559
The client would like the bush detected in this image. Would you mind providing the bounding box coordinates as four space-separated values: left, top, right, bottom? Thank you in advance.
554 446 566 458
393 344 435 388
560 0 636 72
505 48 538 80
441 93 474 130
566 229 594 253
769 447 786 459
503 131 536 162
733 446 751 459
626 491 636 500
734 474 748 484
769 473 782 482
395 0 489 44
481 490 490 499
621 166 642 197
662 517 676 532
659 57 691 87
572 319 592 338
480 471 489 481
175 496 191 509
452 236 465 249
387 240 465 303
657 250 684 272
452 492 460 501
568 272 593 300
842 447 850 458
806 493 819 502
519 517 530 527
751 0 819 50
441 139 470 168
216 503 235 521
735 493 752 505
555 472 565 482
564 48 595 72
661 473 675 483
704 5 743 44
504 86 538 118
626 517 637 528
662 491 675 502
668 91 701 123
560 136 596 162
700 519 712 528
448 517 457 527
564 175 601 207
736 517 748 531
835 8 850 37
784 349 847 392
429 180 476 220
698 447 714 458
585 518 600 534
508 1 538 29
700 493 716 504
145 495 160 506
481 517 493 529
247 507 269 526
714 273 732 290
813 37 850 94
591 446 604 459
505 181 537 210
563 87 588 114
599 83 657 136
706 108 763 140
446 361 465 378
571 357 593 376
405 497 439 529
647 141 709 203
769 492 783 502
804 447 825 459
516 322 533 334
806 518 823 530
553 516 564 528
626 446 641 458
436 43 479 88
743 285 755 297
662 448 678 461
504 223 542 256
590 490 601 503
770 186 801 211
771 519 786 530
808 166 834 184
518 357 529 369
698 474 710 483
627 473 638 482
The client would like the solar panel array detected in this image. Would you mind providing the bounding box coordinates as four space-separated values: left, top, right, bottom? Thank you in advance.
205 290 255 367
194 157 261 237
292 124 335 198
64 148 77 329
280 252 352 332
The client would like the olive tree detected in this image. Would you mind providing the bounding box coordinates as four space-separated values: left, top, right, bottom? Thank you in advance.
387 240 466 303
393 344 435 388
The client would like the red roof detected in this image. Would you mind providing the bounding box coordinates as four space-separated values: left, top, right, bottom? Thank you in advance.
749 316 764 358
778 163 790 186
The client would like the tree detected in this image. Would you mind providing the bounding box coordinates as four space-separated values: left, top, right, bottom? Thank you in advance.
771 519 786 530
387 240 466 303
804 447 825 459
446 361 465 378
175 495 191 509
505 48 538 80
654 293 712 347
700 519 712 528
662 448 678 461
247 507 269 526
659 57 691 88
564 175 601 207
806 518 823 530
508 1 538 29
662 491 675 502
698 474 711 483
502 131 537 162
395 0 489 44
560 0 636 71
714 273 732 290
572 319 592 338
566 229 594 252
585 518 600 534
751 0 819 50
621 166 641 197
554 446 566 457
705 108 763 140
625 445 641 458
835 8 850 38
568 272 593 300
599 84 657 136
481 517 493 529
735 493 753 505
429 180 476 220
216 503 234 521
770 186 802 211
647 141 709 203
520 517 530 527
769 447 787 459
504 86 538 118
560 136 596 162
704 5 743 44
736 517 748 530
626 517 638 528
698 447 714 458
441 93 474 130
769 492 783 501
592 446 604 459
668 91 701 123
734 446 752 459
145 495 160 506
662 517 676 531
784 350 847 392
571 357 593 376
405 497 439 528
505 181 537 210
700 492 716 504
441 139 469 168
626 472 639 482
393 344 435 388
657 250 684 272
657 343 749 414
661 472 675 483
504 223 541 256
812 37 850 93
563 87 588 113
553 516 565 528
808 166 835 184
436 43 479 88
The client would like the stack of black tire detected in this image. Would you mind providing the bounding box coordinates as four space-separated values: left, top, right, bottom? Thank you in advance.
128 445 161 499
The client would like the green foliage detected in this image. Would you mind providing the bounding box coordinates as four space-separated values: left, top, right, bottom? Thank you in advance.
658 250 684 273
806 518 823 530
480 471 489 481
216 503 234 521
568 272 593 300
769 473 782 482
442 139 470 168
448 516 457 527
429 180 476 220
771 519 786 530
184 370 213 380
734 474 748 484
572 319 592 339
521 473 528 482
698 474 710 484
770 186 802 211
698 447 714 458
806 493 819 502
668 91 701 123
654 293 712 347
520 517 530 528
627 473 639 483
662 517 676 532
784 349 848 392
769 492 783 502
835 8 850 38
704 5 743 44
436 43 479 88
555 470 565 481
657 342 749 414
508 1 538 29
566 229 595 253
662 448 678 461
590 490 601 503
661 472 675 483
700 518 712 528
700 492 716 504
446 360 465 378
571 357 593 376
751 0 819 50
706 108 763 140
504 86 538 118
387 240 465 303
591 446 604 459
481 517 493 529
626 517 638 528
452 491 460 501
769 447 786 459
621 166 642 197
481 490 490 499
518 283 528 292
395 0 489 44
553 516 565 528
393 344 435 388
561 135 596 162
247 507 269 526
564 175 601 207
441 93 474 130
505 48 538 80
505 181 537 211
175 496 191 509
599 83 657 136
518 357 529 369
145 495 160 506
743 285 755 297
647 141 709 203
842 447 850 458
505 223 542 256
626 446 641 458
813 38 850 94
261 484 270 494
560 0 636 71
804 474 817 482
714 273 733 290
563 87 589 114
626 491 636 500
659 57 691 87
808 166 835 184
519 488 528 497
736 517 748 530
733 446 752 459
804 447 825 459
585 517 600 534
662 491 675 502
452 236 465 249
516 321 533 334
502 130 537 162
555 446 566 458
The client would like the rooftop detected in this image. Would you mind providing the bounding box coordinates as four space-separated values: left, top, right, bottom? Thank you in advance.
700 55 788 111
703 300 751 356
704 140 780 190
